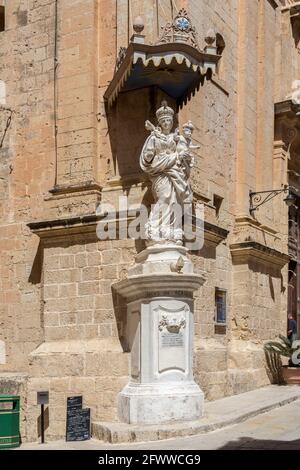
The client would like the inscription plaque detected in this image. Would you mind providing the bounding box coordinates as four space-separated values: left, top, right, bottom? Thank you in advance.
157 308 188 373
161 331 184 348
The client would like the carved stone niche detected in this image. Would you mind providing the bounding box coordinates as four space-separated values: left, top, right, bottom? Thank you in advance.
104 9 222 184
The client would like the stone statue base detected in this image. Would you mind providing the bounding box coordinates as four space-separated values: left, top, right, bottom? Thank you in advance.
113 243 205 425
118 382 203 425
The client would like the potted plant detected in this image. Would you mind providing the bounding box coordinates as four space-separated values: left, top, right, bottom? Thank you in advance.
264 335 300 385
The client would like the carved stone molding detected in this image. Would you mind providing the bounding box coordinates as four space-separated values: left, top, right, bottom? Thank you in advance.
275 99 300 121
185 216 229 250
273 140 289 160
116 46 127 71
28 212 229 248
203 221 229 247
275 99 300 172
156 8 200 50
158 314 187 334
49 181 102 196
230 241 289 268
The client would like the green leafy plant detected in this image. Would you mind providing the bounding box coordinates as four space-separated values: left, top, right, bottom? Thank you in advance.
264 348 283 384
264 335 300 367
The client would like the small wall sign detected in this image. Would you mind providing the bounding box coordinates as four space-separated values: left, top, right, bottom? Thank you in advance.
37 391 49 405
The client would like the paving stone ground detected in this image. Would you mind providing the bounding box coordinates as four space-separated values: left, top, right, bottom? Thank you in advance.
18 387 300 450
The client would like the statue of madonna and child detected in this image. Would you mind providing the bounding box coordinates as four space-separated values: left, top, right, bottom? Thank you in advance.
140 101 199 245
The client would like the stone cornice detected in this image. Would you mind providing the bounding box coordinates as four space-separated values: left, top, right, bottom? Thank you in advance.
48 181 103 197
275 99 300 119
234 215 279 236
230 241 289 268
28 214 103 239
28 213 229 248
203 221 229 247
112 273 205 303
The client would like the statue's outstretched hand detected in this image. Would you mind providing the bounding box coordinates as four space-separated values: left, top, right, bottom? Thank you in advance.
145 120 155 132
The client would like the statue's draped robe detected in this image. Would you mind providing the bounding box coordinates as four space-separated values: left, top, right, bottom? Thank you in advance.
140 131 193 241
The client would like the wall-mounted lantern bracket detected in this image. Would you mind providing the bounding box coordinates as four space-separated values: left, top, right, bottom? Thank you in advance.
249 185 296 215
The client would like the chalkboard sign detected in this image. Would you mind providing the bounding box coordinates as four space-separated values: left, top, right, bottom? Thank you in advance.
67 396 82 409
66 396 90 442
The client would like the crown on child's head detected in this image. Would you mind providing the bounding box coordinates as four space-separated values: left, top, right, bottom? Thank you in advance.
183 120 194 130
156 101 174 122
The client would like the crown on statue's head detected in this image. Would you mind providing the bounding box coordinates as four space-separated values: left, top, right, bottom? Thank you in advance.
183 120 194 130
156 101 174 122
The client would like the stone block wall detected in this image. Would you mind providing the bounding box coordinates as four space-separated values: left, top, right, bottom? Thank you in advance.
0 0 57 375
25 236 135 441
0 0 298 441
42 237 135 342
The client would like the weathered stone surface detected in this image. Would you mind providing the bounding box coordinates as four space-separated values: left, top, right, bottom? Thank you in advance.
92 385 300 444
0 0 296 443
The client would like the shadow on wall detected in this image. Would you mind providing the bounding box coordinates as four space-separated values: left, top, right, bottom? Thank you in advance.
37 406 49 439
28 241 43 285
105 86 179 255
291 16 300 49
111 288 128 353
105 86 178 187
245 258 283 301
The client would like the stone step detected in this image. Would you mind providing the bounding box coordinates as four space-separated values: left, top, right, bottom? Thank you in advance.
92 385 300 443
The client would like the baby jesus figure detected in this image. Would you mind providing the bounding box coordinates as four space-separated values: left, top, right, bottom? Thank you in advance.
175 120 199 179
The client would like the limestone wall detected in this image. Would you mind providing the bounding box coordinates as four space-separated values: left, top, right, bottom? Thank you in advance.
0 0 56 373
0 0 298 441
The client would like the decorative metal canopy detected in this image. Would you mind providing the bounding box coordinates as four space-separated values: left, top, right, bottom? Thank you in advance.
104 9 221 108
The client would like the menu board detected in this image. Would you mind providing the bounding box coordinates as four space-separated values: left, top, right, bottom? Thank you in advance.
66 396 90 442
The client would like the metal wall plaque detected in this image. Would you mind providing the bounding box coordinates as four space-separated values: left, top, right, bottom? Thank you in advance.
37 391 49 405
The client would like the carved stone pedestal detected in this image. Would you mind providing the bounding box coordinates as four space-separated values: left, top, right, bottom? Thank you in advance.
113 244 205 425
